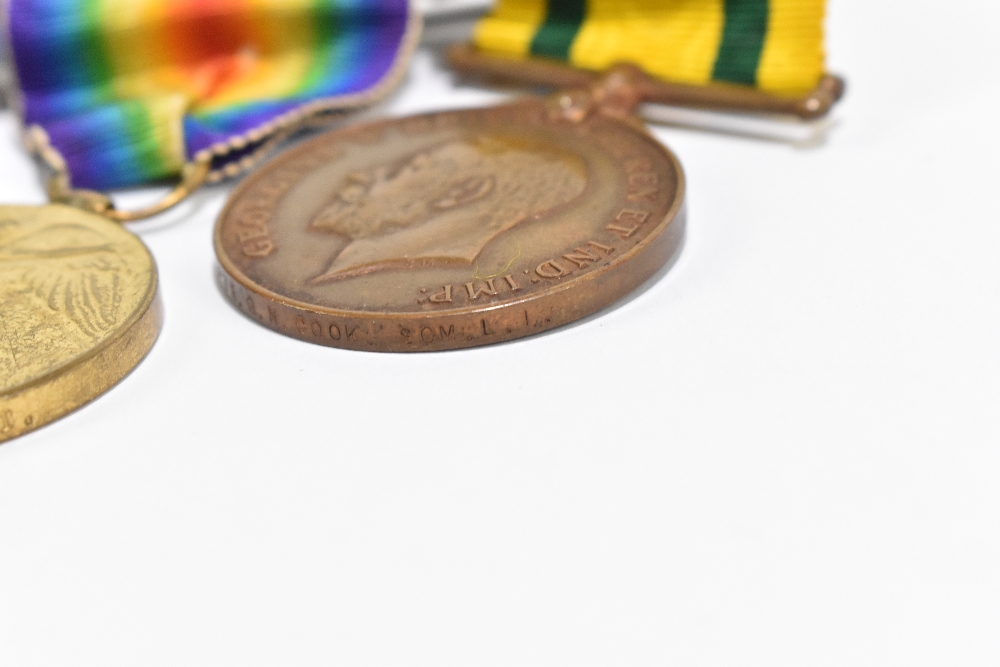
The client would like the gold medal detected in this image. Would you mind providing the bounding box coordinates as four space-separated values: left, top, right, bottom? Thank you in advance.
0 130 210 444
0 205 161 443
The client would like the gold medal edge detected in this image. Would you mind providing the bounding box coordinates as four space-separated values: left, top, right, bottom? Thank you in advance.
0 281 163 444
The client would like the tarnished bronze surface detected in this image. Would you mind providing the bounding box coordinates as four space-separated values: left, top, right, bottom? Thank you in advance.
215 96 684 352
0 205 161 442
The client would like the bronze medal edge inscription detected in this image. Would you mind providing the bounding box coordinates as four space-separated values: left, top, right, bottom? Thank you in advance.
213 98 686 352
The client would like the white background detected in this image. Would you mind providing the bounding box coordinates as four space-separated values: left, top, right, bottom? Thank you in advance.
1 2 998 664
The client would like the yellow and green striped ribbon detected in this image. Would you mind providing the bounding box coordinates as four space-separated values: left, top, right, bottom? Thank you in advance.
474 0 825 95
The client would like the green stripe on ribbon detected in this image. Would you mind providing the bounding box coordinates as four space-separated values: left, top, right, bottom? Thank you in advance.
530 0 585 60
712 0 769 85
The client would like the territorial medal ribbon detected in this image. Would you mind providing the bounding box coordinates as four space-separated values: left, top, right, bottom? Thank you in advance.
4 0 419 191
473 0 828 98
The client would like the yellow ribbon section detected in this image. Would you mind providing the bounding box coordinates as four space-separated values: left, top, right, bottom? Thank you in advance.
475 0 825 95
756 0 825 93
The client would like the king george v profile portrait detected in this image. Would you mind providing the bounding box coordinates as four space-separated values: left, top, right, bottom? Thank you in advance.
307 133 588 283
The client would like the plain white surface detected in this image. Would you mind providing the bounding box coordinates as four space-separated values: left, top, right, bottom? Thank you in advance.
1 2 998 665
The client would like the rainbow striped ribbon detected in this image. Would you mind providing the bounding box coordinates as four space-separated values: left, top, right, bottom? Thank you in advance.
474 0 825 95
5 0 417 189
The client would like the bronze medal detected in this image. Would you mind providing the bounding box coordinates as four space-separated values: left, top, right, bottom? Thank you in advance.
0 205 161 442
214 91 685 351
